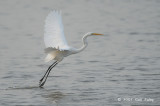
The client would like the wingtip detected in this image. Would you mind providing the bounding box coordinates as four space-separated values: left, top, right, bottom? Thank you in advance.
50 9 62 14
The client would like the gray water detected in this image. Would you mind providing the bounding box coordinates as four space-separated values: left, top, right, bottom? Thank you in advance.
0 0 160 106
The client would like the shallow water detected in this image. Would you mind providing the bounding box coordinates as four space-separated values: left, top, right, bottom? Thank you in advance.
0 0 160 106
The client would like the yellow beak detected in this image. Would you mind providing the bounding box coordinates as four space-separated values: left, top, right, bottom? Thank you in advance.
92 33 103 35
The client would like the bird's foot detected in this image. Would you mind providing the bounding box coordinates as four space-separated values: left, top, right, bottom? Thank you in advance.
39 83 44 87
39 78 44 87
39 78 43 83
39 81 45 87
39 77 47 87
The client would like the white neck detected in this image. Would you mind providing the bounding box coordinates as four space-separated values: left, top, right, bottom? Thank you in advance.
74 33 90 54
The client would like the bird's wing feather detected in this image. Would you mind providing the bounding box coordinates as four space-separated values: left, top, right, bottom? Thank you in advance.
44 10 70 51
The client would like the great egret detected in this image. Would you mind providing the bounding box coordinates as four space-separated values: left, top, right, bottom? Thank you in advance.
39 10 103 87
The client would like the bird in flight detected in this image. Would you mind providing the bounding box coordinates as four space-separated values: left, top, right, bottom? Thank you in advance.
39 10 103 87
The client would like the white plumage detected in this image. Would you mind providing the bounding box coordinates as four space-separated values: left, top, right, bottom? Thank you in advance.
44 11 70 50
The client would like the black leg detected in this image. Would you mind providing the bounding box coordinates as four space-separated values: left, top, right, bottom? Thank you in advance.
39 61 58 87
39 61 57 83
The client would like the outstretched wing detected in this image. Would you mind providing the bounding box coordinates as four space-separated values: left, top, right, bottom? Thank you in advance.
44 10 70 51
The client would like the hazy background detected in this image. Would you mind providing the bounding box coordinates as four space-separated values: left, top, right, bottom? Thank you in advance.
0 0 160 106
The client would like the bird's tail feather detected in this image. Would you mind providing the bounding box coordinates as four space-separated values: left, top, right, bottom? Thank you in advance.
45 54 54 62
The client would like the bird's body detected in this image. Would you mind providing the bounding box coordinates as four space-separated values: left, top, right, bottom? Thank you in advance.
44 47 76 62
39 10 103 87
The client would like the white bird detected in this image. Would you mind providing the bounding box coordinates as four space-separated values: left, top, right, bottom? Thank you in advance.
39 10 103 87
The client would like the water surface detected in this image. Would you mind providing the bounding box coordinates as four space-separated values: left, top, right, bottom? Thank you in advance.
0 0 160 106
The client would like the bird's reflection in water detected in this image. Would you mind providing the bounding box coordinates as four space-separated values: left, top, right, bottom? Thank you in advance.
6 86 66 106
41 90 65 106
